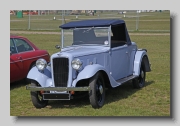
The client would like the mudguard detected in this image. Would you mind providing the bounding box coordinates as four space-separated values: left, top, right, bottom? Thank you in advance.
133 50 151 76
72 64 118 88
27 66 52 87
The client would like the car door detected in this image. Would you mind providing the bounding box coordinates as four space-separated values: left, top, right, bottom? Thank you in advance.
13 38 35 79
10 38 23 82
110 44 130 80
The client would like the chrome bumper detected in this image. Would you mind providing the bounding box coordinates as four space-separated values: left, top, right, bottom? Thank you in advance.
26 85 90 91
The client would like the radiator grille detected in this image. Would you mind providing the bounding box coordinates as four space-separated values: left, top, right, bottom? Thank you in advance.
53 58 69 87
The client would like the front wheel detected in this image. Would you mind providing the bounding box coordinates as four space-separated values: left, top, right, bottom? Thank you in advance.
89 72 105 109
30 80 48 108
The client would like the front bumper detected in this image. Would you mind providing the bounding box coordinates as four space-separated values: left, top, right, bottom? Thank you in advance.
26 85 90 91
26 85 90 100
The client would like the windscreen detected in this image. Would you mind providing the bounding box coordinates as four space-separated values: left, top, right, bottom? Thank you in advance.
63 27 109 47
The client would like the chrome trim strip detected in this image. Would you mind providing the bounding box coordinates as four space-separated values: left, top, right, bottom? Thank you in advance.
10 54 48 64
61 29 64 48
22 54 48 61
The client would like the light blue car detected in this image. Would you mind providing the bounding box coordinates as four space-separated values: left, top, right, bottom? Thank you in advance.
26 19 151 109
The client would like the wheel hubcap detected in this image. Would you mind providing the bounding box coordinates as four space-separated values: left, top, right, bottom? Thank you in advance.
141 70 144 78
95 79 104 104
99 85 103 95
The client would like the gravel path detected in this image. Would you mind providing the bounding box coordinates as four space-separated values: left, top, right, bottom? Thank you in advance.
10 30 170 36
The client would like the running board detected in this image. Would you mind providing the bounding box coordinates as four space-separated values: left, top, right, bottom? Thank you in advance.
116 75 138 85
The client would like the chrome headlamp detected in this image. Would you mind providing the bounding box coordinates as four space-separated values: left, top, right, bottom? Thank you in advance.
36 58 47 71
71 58 82 70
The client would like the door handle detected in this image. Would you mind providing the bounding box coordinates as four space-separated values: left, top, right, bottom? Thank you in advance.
17 56 21 59
17 56 22 62
126 52 128 54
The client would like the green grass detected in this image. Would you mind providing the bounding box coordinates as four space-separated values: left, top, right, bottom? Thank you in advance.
10 34 170 116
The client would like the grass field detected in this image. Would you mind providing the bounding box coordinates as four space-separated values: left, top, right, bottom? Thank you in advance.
10 10 170 116
10 34 170 116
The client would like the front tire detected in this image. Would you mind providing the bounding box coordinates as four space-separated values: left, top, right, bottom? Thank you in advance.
133 60 146 88
30 80 48 108
89 72 105 109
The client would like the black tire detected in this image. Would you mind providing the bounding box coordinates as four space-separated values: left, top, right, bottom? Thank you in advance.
133 60 146 88
89 72 105 109
30 80 48 108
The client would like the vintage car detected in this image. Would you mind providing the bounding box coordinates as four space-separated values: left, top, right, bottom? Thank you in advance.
26 19 151 109
10 35 50 83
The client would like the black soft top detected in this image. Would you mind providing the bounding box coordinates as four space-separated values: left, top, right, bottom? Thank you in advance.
60 19 125 29
60 19 131 45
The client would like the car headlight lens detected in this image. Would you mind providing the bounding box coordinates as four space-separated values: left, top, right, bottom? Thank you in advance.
72 58 82 70
36 58 47 71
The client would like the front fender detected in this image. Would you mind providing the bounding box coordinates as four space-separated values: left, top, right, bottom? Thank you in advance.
71 64 106 87
27 66 52 87
78 64 106 81
72 64 118 88
133 50 151 76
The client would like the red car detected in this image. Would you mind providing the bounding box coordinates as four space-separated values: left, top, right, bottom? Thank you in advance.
10 35 50 83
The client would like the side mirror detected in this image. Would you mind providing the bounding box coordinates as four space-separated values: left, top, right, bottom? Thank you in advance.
55 45 61 49
10 51 12 55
